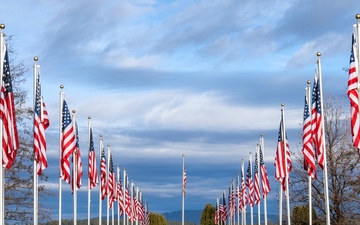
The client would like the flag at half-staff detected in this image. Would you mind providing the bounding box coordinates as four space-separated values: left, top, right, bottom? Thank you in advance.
347 30 360 154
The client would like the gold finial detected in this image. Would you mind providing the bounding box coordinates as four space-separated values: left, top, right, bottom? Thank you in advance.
72 109 76 113
316 52 321 57
60 84 64 89
100 134 103 137
356 14 360 19
0 24 5 29
281 103 285 106
34 56 38 61
307 80 311 84
88 116 91 119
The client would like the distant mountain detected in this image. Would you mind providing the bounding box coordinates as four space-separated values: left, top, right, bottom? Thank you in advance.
163 210 278 224
163 210 202 223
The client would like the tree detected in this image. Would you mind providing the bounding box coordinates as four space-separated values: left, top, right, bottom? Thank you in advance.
290 95 360 224
149 212 167 225
291 204 319 225
200 203 216 225
3 36 53 223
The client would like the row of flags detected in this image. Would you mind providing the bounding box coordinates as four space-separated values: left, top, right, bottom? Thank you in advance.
214 136 271 225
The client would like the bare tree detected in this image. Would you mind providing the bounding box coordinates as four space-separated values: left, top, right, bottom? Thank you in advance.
290 95 360 225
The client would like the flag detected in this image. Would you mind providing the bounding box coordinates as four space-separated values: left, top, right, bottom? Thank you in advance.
259 146 270 197
220 191 228 222
274 113 292 191
183 168 187 197
34 68 49 175
144 201 150 225
100 147 107 200
74 121 82 190
347 32 360 154
1 45 19 169
246 159 254 207
214 201 220 224
302 90 316 179
240 167 247 210
311 73 325 169
137 193 144 221
125 183 133 219
253 152 260 205
108 152 116 209
60 100 76 183
88 126 98 189
117 168 125 216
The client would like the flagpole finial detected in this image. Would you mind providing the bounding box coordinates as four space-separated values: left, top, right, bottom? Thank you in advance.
260 133 263 137
34 56 38 61
100 133 102 137
72 109 76 113
88 116 91 119
356 14 360 20
281 103 285 106
307 80 311 84
317 52 321 57
60 84 64 89
0 24 5 30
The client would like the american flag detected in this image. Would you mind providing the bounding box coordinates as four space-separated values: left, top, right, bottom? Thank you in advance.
34 68 49 175
274 113 292 191
302 90 316 179
246 159 254 207
60 100 76 183
259 146 270 197
144 201 150 225
132 186 138 221
1 45 19 169
240 167 247 210
347 32 360 154
221 191 228 222
311 73 325 169
253 152 260 205
125 183 133 219
100 147 107 200
108 152 116 209
137 194 144 221
214 201 220 224
73 121 82 190
88 126 98 189
117 167 125 216
183 168 187 197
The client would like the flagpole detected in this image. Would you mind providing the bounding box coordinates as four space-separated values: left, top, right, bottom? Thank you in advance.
316 52 330 225
256 145 260 225
87 117 91 225
241 159 246 225
249 152 253 225
107 145 110 225
281 104 291 225
259 135 268 225
72 110 78 225
237 173 240 225
123 169 127 225
306 81 312 225
59 85 64 225
99 134 103 225
117 165 120 225
0 23 4 225
182 154 185 225
33 56 39 225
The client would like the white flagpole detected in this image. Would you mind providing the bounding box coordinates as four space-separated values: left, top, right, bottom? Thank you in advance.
0 24 4 225
182 154 185 225
123 169 127 225
256 145 260 225
33 57 39 225
305 81 312 225
87 117 91 225
59 85 64 225
241 159 246 225
117 165 120 225
281 104 291 225
279 181 283 225
260 135 268 225
72 110 78 225
249 153 253 225
131 181 134 225
316 52 330 225
136 185 139 225
107 145 110 225
99 134 103 225
237 173 240 225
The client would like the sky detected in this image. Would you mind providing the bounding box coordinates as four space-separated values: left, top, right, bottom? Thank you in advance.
1 0 358 221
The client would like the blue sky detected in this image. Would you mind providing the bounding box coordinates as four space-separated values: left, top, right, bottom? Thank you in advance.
1 0 357 221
